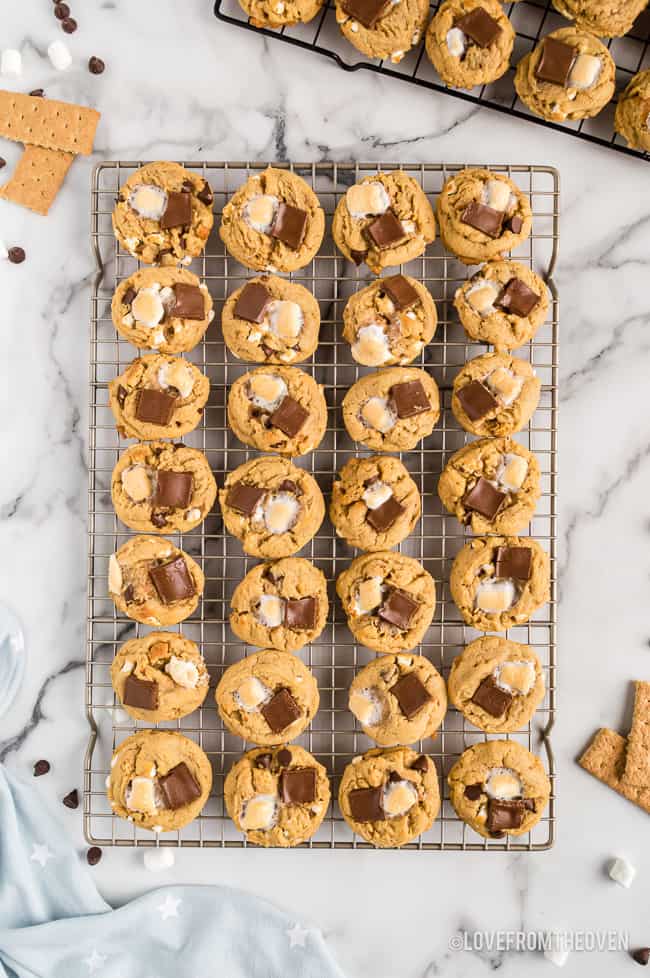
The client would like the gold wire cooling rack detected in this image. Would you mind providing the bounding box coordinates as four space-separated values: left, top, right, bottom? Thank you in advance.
85 161 558 850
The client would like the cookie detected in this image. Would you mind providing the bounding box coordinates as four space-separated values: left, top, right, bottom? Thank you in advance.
447 636 545 733
239 0 323 27
514 28 615 123
578 728 650 816
342 367 440 452
227 365 327 457
349 653 447 746
108 354 209 440
219 167 325 273
336 551 436 652
108 535 204 626
335 0 429 64
222 276 321 364
111 442 217 534
229 557 329 652
615 70 650 152
338 747 440 847
552 0 648 37
107 730 212 832
112 162 213 266
448 740 550 839
216 649 319 745
111 267 214 354
454 260 549 351
451 351 541 436
437 436 541 534
219 455 325 558
224 744 330 847
342 275 437 367
449 535 550 631
621 681 650 788
426 0 515 88
110 632 209 722
437 168 532 265
330 454 421 551
331 171 436 274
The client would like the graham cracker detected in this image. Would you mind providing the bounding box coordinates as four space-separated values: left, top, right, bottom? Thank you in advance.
0 90 100 155
0 144 74 215
579 728 650 816
622 681 650 787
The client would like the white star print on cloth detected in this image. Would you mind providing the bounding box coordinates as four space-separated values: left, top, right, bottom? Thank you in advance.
30 843 54 868
157 894 182 920
287 923 311 949
84 948 107 973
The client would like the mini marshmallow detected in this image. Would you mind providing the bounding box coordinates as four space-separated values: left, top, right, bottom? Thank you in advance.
543 934 570 968
484 179 512 213
349 687 385 727
568 53 601 91
132 288 165 329
363 480 393 510
240 794 278 831
244 195 278 233
143 847 175 872
486 367 523 405
496 453 528 492
382 779 418 818
494 660 535 695
353 576 384 615
108 554 123 594
267 300 303 344
446 28 466 57
346 182 390 219
609 857 636 889
259 492 300 535
256 593 285 628
234 676 272 712
352 323 392 367
121 464 152 503
48 40 72 71
1 49 22 77
120 660 134 674
484 767 522 800
125 777 163 815
247 373 288 412
128 185 168 220
158 359 194 398
185 507 201 522
475 578 516 613
360 396 397 433
165 656 200 689
465 280 500 316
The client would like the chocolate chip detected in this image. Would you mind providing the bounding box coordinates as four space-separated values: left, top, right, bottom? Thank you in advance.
122 287 136 307
234 282 272 323
350 249 367 265
0 158 6 169
464 783 483 801
348 786 385 822
391 379 430 419
463 477 506 521
123 584 135 603
366 495 405 533
341 0 391 27
197 180 213 206
410 755 429 773
461 201 504 238
160 191 192 229
271 203 308 251
34 759 51 777
388 770 402 782
150 511 167 529
280 767 317 805
87 846 102 866
284 596 317 631
390 672 432 719
8 247 26 264
495 545 532 580
116 385 127 408
278 479 299 494
159 762 201 810
172 283 205 320
153 470 193 509
456 6 501 47
63 789 79 809
508 216 523 234
181 179 194 194
255 753 272 769
149 555 196 604
471 675 513 717
226 481 265 516
61 16 77 32
269 396 309 438
276 748 292 767
54 2 70 18
29 88 45 97
632 948 650 966
88 56 105 75
497 278 540 318
261 688 302 733
378 588 419 630
486 799 526 833
381 274 420 311
134 388 177 426
456 379 498 421
123 673 159 711
366 210 406 250
535 36 576 86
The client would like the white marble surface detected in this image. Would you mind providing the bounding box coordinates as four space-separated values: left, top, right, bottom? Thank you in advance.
1 1 649 975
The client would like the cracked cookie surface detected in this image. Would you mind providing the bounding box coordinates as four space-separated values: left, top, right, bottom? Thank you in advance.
335 0 429 64
426 0 515 88
222 275 321 364
454 260 549 351
451 351 541 437
615 70 650 151
342 366 440 451
108 354 209 440
342 275 437 367
551 0 648 36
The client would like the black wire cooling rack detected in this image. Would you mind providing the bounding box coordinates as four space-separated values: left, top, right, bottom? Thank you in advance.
214 0 650 162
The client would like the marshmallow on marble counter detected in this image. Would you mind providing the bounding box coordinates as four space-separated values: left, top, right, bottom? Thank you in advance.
1 49 22 76
543 933 569 968
609 856 636 888
48 41 72 72
143 847 175 872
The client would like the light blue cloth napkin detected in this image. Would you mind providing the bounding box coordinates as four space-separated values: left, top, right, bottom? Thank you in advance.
0 766 347 978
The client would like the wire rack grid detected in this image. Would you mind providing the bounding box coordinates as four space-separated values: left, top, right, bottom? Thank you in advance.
214 0 650 164
85 160 558 851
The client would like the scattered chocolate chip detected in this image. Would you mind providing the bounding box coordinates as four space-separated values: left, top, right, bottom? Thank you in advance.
366 494 405 533
632 948 650 966
226 481 265 516
0 157 6 169
134 388 177 426
87 846 102 866
122 286 136 306
410 755 429 773
34 759 51 777
271 203 308 251
495 545 532 580
61 16 77 32
29 88 45 97
261 687 302 733
341 0 391 27
160 191 192 229
116 384 127 408
390 672 432 719
463 477 506 521
255 752 272 769
149 555 196 605
8 247 26 264
172 283 205 320
88 56 105 75
269 396 309 438
150 511 167 529
123 673 159 711
54 2 70 18
197 180 213 206
471 675 513 717
391 379 430 419
284 596 317 631
153 470 193 509
497 278 540 318
63 789 79 809
456 6 501 47
366 210 406 250
535 36 576 86
464 783 483 801
378 588 419 630
234 282 271 323
461 201 504 238
456 379 498 421
381 274 420 311
350 249 367 265
348 786 385 822
159 762 201 809
280 766 317 805
276 748 292 767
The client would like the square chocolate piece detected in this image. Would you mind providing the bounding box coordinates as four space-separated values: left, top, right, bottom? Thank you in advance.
535 37 576 87
261 687 302 733
381 275 420 311
226 482 265 516
172 283 205 320
456 6 502 47
366 210 406 250
280 766 317 805
271 203 308 251
269 396 309 438
366 495 405 533
497 278 541 318
390 672 432 719
234 282 272 324
486 798 525 833
153 470 194 509
160 191 192 229
158 761 202 810
348 785 385 822
341 0 391 27
149 555 196 604
463 477 506 521
471 675 513 717
456 380 498 421
134 389 177 426
378 588 419 630
391 379 430 419
123 674 159 711
460 201 504 238
284 596 318 630
495 545 532 580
